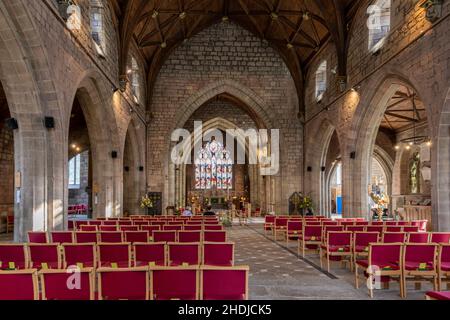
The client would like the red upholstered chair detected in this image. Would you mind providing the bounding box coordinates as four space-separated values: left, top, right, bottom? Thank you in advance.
397 221 409 226
321 221 339 227
80 225 97 232
298 225 323 257
305 221 321 226
353 232 379 267
438 244 450 291
168 221 184 225
88 220 102 226
200 266 249 300
320 231 353 272
39 268 95 300
75 231 98 243
62 243 96 268
99 231 123 243
74 220 89 230
386 226 403 232
97 243 131 268
133 221 150 227
163 225 183 231
51 231 74 244
118 220 133 226
141 225 161 233
97 267 149 300
273 217 289 241
28 231 48 244
28 244 61 269
184 225 202 231
382 232 407 243
99 226 118 232
178 231 202 243
385 221 397 226
134 243 166 267
322 226 345 243
125 231 149 244
204 225 223 231
153 231 177 243
150 267 199 300
286 220 303 245
151 221 166 228
407 232 430 243
402 243 438 297
0 244 28 270
203 242 234 266
102 221 118 226
340 221 355 227
97 217 107 220
168 243 201 266
403 226 420 233
371 221 384 226
426 291 450 300
355 221 369 226
431 233 450 244
120 226 139 232
0 269 39 300
68 220 75 231
204 231 227 243
355 243 404 298
346 226 365 232
366 226 384 233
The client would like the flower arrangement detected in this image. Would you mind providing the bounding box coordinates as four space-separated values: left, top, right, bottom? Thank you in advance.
369 192 389 208
140 195 153 209
299 195 314 210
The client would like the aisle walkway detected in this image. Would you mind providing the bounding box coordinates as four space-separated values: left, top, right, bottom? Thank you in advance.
227 225 426 300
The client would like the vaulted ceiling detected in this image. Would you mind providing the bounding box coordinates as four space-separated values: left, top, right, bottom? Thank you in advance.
109 0 362 112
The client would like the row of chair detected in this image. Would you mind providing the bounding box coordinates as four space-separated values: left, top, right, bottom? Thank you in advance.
267 218 427 238
70 220 221 230
282 223 426 243
77 224 223 232
0 265 249 300
353 242 450 298
0 242 235 270
28 230 227 244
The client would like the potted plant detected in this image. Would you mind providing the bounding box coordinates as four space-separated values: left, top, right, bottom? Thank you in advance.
140 195 153 216
299 194 314 216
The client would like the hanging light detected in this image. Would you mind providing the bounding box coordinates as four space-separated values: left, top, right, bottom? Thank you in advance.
399 94 429 148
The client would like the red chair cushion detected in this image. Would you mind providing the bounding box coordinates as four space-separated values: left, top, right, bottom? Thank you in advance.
426 291 450 300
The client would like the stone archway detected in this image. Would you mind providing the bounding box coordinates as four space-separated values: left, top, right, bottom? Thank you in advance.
350 75 433 220
435 88 450 231
163 80 277 212
123 117 146 215
66 73 121 219
0 1 51 240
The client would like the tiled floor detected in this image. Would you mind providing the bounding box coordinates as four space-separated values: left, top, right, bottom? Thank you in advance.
228 224 430 300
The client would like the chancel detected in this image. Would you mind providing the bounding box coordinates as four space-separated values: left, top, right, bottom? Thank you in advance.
0 0 449 302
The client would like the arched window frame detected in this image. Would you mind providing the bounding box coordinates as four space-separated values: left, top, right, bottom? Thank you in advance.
68 154 81 189
315 60 327 102
367 0 391 53
90 0 106 57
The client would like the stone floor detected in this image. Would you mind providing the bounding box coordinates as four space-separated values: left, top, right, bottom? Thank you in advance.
228 223 430 300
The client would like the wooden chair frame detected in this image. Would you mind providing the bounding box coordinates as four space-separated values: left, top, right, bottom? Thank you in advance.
61 242 97 269
167 242 201 266
201 242 235 266
133 242 167 267
149 265 200 300
320 231 353 273
39 268 95 300
0 269 39 300
438 244 450 291
28 243 62 269
0 243 29 269
199 265 249 300
354 242 404 298
401 243 438 298
97 267 150 300
97 242 132 268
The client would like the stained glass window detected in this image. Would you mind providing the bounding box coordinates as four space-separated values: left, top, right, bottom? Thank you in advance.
195 139 233 190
